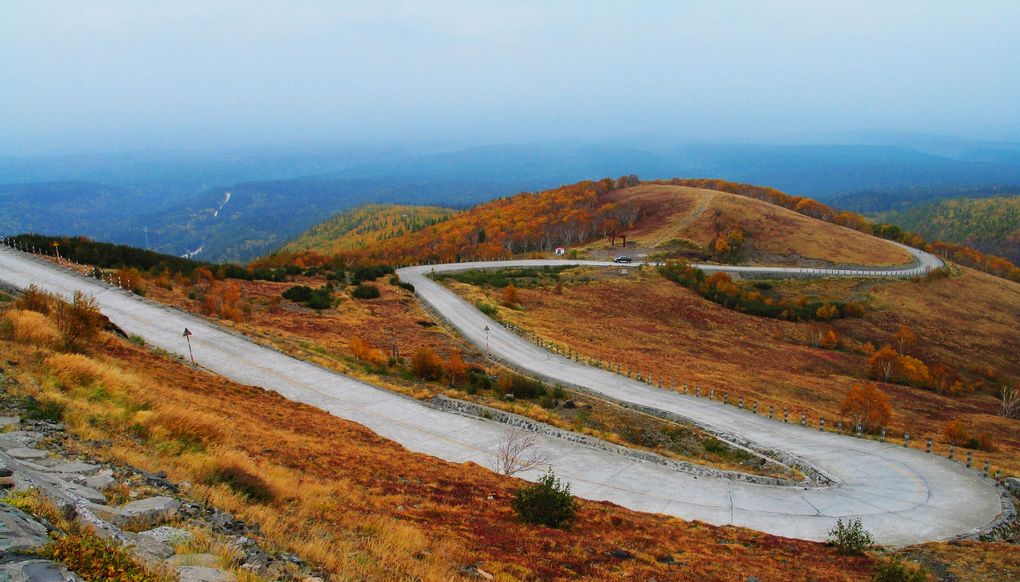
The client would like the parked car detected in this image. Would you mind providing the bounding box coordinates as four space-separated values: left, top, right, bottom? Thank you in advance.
613 256 633 263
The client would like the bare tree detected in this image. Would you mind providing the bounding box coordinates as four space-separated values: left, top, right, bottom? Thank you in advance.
492 428 550 476
1002 386 1020 419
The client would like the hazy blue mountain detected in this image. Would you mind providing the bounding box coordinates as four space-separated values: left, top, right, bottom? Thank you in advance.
5 139 1020 262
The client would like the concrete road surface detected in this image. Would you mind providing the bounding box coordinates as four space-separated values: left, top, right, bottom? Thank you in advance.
0 246 1004 545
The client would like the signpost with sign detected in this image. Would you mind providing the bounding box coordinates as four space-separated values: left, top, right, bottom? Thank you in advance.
183 328 195 365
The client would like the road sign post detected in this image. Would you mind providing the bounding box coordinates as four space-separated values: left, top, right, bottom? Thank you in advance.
183 328 195 365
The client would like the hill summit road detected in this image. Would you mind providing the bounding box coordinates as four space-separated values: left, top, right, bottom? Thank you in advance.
0 244 1006 546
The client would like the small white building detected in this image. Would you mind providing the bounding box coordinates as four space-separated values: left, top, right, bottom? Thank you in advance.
554 247 566 256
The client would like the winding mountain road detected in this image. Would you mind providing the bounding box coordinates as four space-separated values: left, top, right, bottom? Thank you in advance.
0 244 1005 546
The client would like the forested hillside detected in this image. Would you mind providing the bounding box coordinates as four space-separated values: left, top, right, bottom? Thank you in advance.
259 176 644 267
880 195 1020 262
281 205 455 255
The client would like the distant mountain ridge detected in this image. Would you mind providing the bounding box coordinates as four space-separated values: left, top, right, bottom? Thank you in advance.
5 138 1020 262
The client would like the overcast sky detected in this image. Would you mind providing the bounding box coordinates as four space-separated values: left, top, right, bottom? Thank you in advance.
2 1 1019 155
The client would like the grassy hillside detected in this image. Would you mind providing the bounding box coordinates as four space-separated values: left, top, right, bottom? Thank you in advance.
595 184 911 266
1 272 888 581
281 204 456 255
445 265 1020 476
263 178 914 269
880 195 1020 263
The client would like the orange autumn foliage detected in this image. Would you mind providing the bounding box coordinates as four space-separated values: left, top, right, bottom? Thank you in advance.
202 281 245 322
410 348 444 381
350 336 388 367
839 385 892 433
444 352 469 386
501 284 520 307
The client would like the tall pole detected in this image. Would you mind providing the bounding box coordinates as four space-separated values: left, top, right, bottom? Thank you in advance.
484 325 490 358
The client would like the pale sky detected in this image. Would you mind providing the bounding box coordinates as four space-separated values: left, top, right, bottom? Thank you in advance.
2 0 1019 155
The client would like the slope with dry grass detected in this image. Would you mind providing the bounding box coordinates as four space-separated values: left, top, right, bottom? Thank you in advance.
593 184 913 266
0 293 884 581
444 265 1020 477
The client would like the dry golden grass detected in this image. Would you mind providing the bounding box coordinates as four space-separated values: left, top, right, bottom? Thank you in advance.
45 352 132 390
599 184 913 266
453 265 1020 477
4 308 61 346
1 309 881 581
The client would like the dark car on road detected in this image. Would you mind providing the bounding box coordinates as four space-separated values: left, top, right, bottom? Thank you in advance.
613 256 633 263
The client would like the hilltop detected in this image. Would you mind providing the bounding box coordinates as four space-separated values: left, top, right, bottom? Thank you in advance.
272 179 913 269
591 184 912 266
880 194 1020 263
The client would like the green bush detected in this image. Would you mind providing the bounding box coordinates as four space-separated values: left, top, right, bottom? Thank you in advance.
500 373 547 399
282 285 313 303
389 275 415 292
23 396 66 422
871 557 929 582
476 301 498 317
351 264 394 283
827 518 874 556
305 288 334 310
512 470 579 529
352 284 381 300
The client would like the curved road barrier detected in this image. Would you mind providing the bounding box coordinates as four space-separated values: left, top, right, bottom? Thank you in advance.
0 246 1005 545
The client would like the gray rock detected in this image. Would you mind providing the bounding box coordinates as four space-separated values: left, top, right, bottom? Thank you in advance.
20 469 106 504
176 566 237 582
0 431 43 447
139 525 194 546
6 447 47 460
0 559 86 582
1005 477 1020 496
0 503 50 553
62 482 106 504
0 415 19 428
127 531 175 564
90 496 180 528
82 473 116 491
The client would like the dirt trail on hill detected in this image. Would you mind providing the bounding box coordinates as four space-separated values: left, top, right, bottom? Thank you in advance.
647 189 717 248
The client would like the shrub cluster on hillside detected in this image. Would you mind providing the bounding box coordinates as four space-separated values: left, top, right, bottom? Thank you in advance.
659 261 862 322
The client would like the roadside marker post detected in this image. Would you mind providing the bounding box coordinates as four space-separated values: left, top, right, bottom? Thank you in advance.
183 328 195 365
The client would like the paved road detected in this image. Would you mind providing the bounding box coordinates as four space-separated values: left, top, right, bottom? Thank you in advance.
0 246 1003 545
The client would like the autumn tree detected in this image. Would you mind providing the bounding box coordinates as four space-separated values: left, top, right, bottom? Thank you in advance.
502 284 520 307
350 336 388 367
839 385 892 433
815 303 840 321
896 354 930 387
868 346 900 382
867 345 929 387
820 329 840 350
943 420 969 445
892 325 917 355
1001 386 1019 419
203 281 245 322
53 290 104 351
444 352 469 386
410 348 444 381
